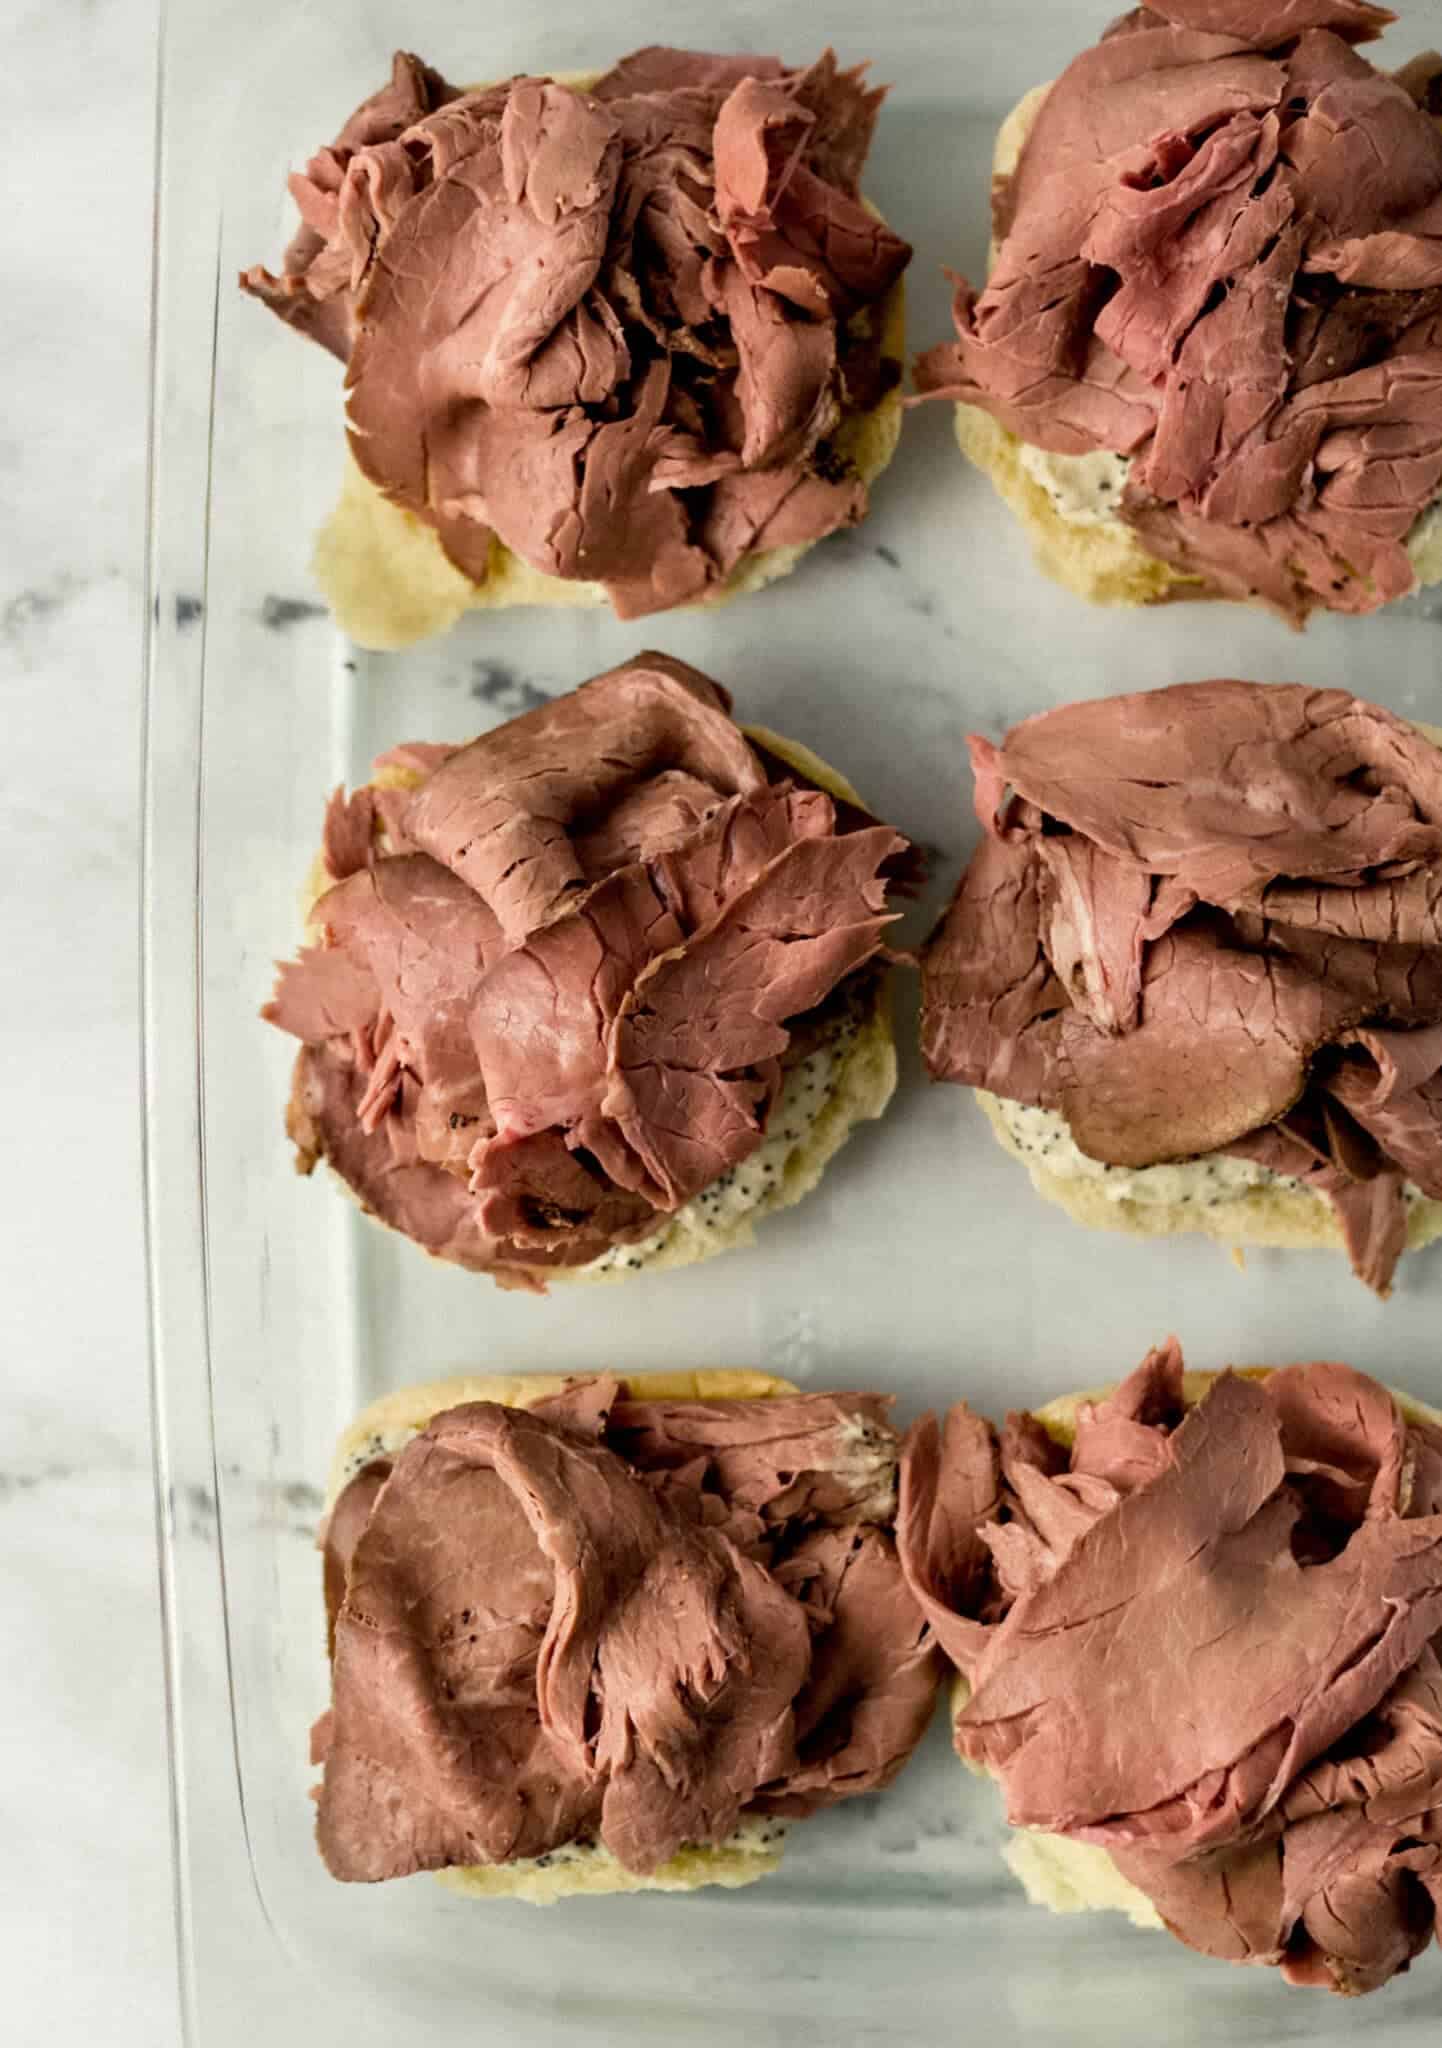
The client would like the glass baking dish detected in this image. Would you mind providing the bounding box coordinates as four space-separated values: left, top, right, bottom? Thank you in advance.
143 1 1442 2040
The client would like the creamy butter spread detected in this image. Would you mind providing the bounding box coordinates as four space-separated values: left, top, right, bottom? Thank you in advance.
1017 444 1131 527
992 1097 1426 1212
993 1098 1300 1207
460 1814 787 1878
1017 442 1442 567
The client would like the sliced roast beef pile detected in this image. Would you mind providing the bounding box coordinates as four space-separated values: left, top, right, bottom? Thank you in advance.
898 1342 1442 1994
921 681 1442 1294
266 654 910 1288
914 0 1442 621
317 1379 939 1880
242 47 910 618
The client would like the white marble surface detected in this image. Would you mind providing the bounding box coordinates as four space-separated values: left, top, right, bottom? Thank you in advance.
3 1 178 2039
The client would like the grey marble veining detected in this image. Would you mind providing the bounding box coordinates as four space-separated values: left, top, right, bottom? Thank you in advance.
3 0 176 2041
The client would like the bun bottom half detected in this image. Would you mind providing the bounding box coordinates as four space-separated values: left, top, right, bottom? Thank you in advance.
976 1090 1442 1275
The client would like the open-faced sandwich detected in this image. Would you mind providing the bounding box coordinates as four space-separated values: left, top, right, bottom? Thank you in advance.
243 46 911 643
899 1338 1442 1994
922 680 1442 1296
266 652 913 1289
915 2 1442 621
316 1367 940 1899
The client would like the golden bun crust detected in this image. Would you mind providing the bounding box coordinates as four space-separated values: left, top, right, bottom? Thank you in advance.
961 1366 1442 1929
294 726 898 1287
325 1365 797 1510
951 402 1199 608
326 1366 799 1903
313 72 907 649
435 1821 785 1905
953 85 1442 609
1032 1366 1442 1452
